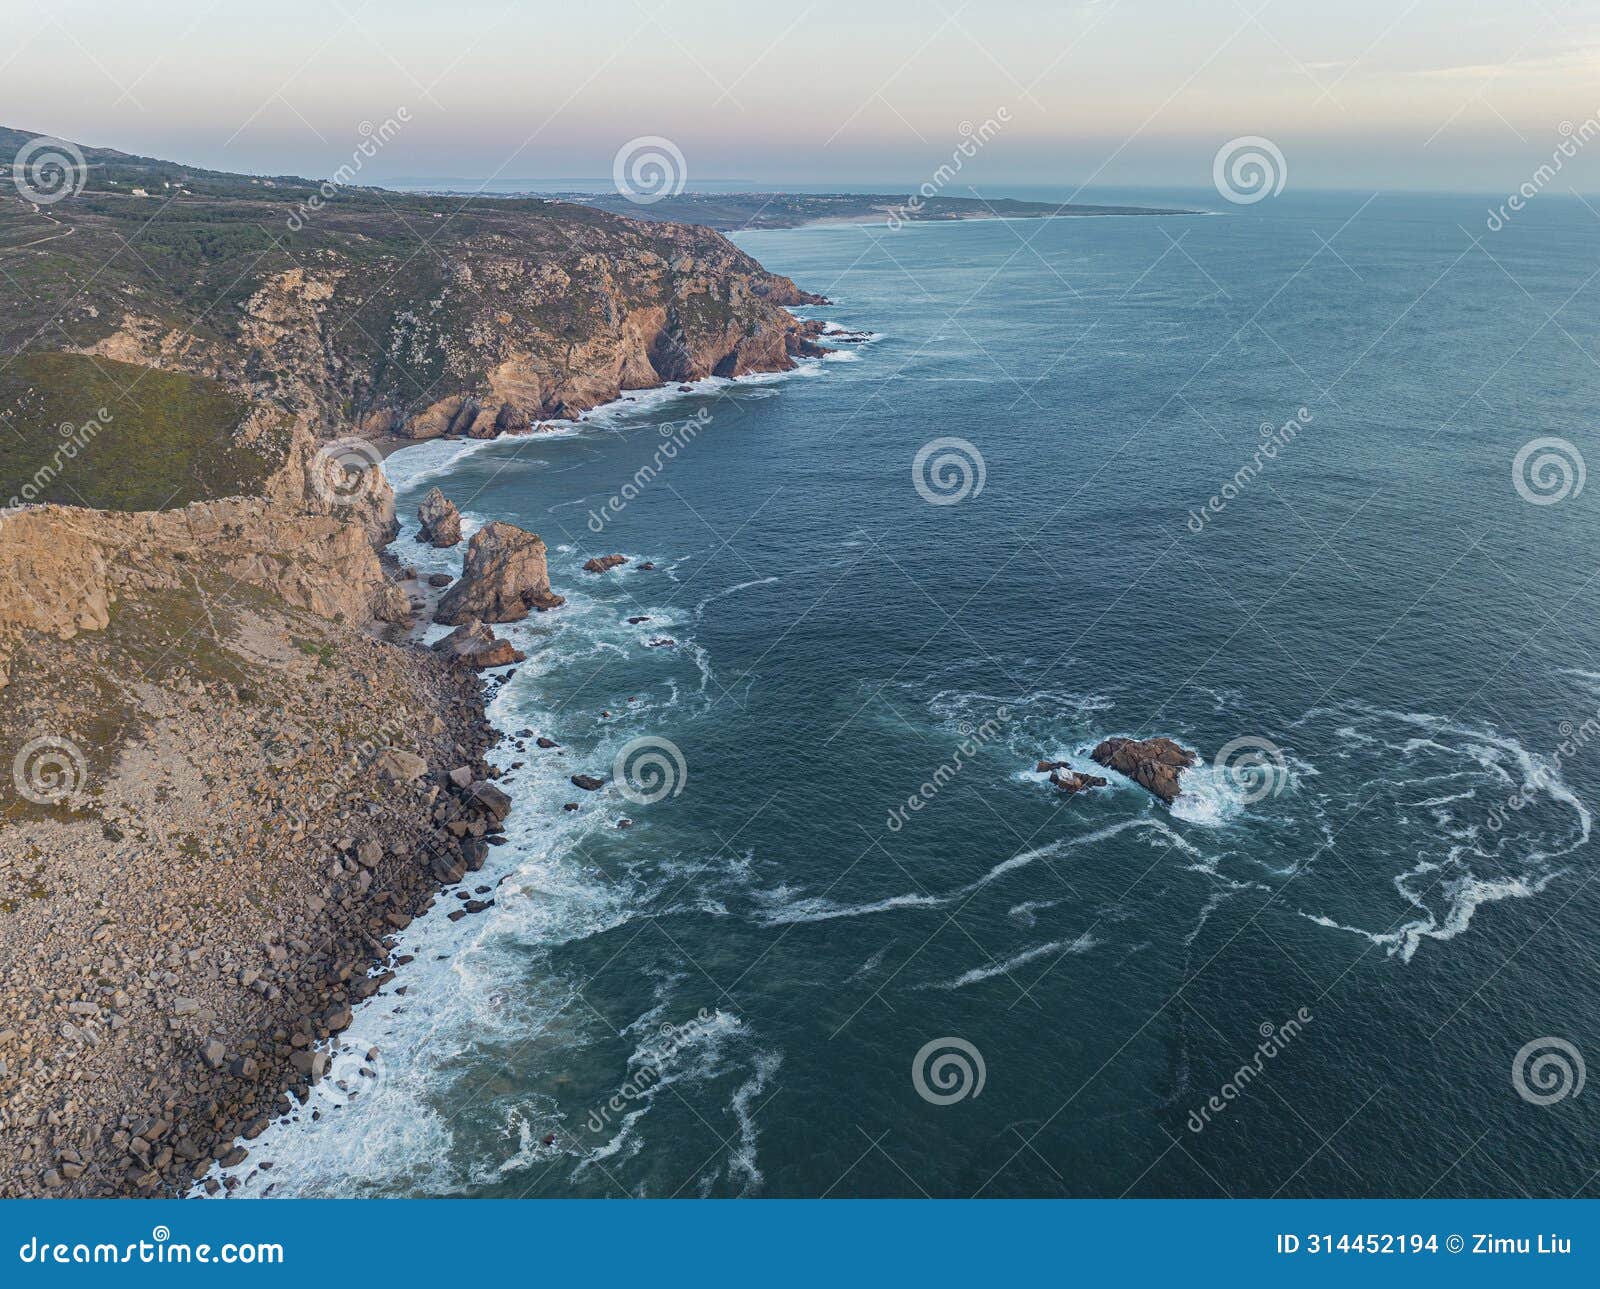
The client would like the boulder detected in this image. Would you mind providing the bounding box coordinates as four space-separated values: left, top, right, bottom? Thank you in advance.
436 522 564 624
570 773 605 791
582 554 628 574
376 748 429 782
467 780 513 823
432 619 526 669
1052 768 1108 794
1090 737 1195 804
494 402 531 433
427 572 453 588
417 488 462 547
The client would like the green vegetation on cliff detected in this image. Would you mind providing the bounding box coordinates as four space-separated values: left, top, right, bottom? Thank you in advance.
0 125 825 439
0 353 278 511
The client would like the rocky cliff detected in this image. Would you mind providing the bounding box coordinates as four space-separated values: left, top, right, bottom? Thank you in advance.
0 422 408 687
0 128 828 444
0 129 831 1195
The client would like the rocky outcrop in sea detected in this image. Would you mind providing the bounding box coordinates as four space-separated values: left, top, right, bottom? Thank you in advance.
1090 737 1196 804
434 521 564 624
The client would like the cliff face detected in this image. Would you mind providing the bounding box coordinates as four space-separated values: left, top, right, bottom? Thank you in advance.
0 132 830 666
0 423 408 684
84 242 825 440
0 131 833 1196
1 129 829 443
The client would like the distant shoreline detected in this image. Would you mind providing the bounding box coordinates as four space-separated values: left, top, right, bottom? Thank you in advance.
399 189 1205 232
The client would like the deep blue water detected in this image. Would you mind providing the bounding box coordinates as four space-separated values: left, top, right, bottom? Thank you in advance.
241 189 1600 1198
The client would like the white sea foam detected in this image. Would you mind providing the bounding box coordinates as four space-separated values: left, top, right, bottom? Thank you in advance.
938 934 1098 989
752 819 1170 928
1286 701 1589 962
192 309 868 1198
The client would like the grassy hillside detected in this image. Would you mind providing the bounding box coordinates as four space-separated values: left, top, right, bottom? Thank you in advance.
0 353 280 511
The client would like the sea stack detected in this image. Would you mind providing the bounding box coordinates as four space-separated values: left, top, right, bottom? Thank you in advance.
431 619 527 669
435 521 564 624
417 487 463 547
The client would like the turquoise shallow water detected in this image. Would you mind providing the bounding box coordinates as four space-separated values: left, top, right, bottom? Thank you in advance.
239 189 1600 1198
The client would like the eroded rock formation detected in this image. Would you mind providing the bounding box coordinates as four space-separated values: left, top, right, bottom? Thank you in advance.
432 619 525 669
1090 737 1196 804
417 487 463 547
434 521 563 624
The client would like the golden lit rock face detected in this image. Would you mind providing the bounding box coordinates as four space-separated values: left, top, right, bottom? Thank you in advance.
435 521 564 625
50 212 827 441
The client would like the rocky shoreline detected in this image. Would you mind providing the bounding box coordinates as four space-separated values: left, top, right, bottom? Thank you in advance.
0 581 509 1196
0 128 842 1194
0 322 837 1197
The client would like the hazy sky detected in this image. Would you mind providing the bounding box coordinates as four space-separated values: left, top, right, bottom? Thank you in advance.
5 0 1600 194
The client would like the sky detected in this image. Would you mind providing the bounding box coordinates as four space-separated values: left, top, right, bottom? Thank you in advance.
4 0 1600 195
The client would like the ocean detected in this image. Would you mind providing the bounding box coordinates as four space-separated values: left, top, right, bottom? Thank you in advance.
231 188 1600 1198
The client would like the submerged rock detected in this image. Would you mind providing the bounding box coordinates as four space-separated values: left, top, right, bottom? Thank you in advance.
417 488 462 547
436 522 564 624
1090 737 1195 804
1036 760 1108 795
